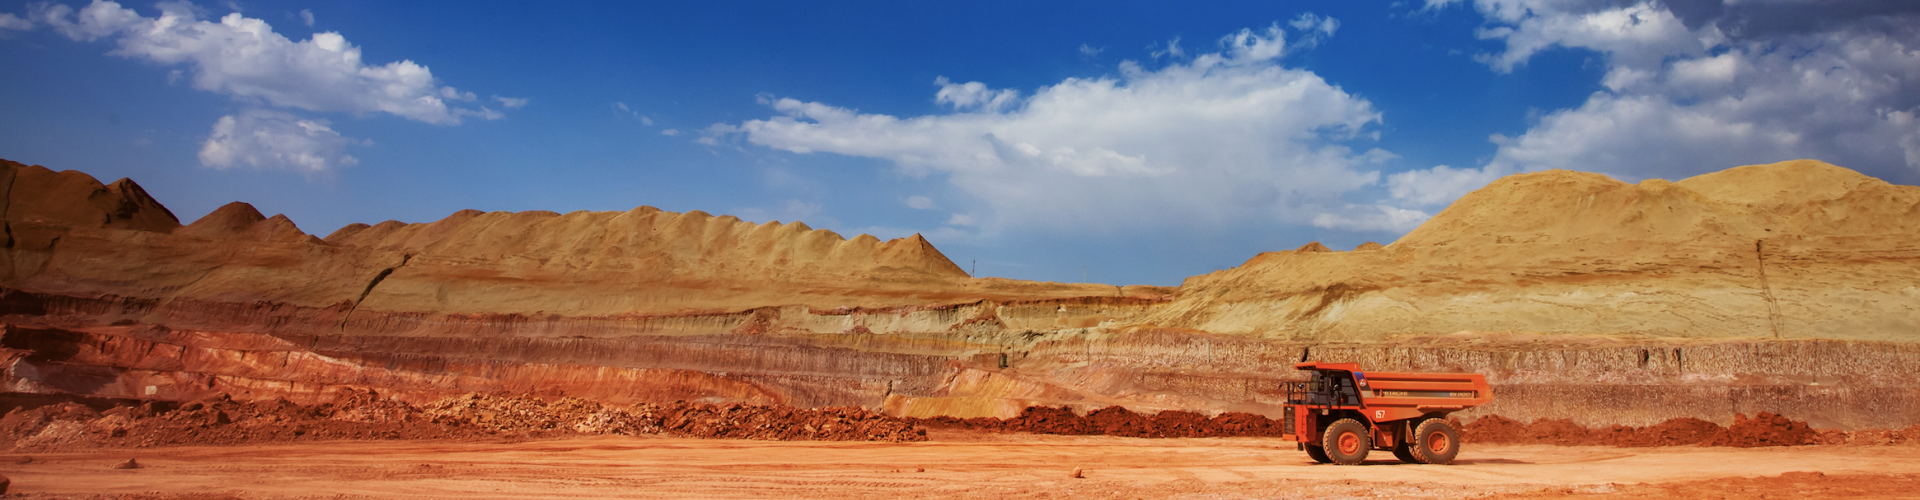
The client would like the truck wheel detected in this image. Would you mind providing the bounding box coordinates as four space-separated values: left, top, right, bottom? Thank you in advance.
1305 445 1333 463
1320 419 1370 465
1392 419 1424 463
1391 442 1418 463
1410 418 1461 465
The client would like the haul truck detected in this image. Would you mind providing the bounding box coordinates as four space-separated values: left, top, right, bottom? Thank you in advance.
1280 362 1493 465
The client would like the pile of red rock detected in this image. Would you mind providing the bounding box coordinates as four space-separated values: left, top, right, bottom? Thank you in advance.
1461 412 1920 447
422 393 925 442
0 390 925 451
914 405 1920 448
910 406 1288 438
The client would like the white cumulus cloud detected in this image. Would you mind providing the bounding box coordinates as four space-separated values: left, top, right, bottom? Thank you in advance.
710 20 1419 234
20 0 511 174
1289 12 1340 41
934 76 1020 112
904 196 936 210
33 0 501 125
1408 0 1920 204
199 108 362 173
1386 164 1510 207
1311 205 1431 233
0 13 31 32
1470 0 1707 73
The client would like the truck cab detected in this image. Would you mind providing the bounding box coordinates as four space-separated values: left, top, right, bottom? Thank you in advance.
1280 362 1493 465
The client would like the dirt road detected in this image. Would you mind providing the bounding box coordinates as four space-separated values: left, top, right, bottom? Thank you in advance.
6 431 1919 499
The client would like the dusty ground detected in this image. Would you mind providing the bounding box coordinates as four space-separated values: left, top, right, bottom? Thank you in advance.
4 430 1919 499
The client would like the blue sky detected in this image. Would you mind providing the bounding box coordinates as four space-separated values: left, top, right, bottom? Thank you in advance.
2 1 1916 286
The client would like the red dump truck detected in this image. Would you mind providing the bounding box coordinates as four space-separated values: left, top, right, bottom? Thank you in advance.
1280 361 1494 465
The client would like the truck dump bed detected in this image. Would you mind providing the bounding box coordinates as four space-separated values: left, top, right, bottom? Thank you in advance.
1283 361 1492 423
1350 369 1493 422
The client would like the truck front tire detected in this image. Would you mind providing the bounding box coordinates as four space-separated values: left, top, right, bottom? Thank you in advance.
1320 418 1370 465
1391 441 1418 463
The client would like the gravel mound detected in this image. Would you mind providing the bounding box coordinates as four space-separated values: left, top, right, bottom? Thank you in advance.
423 393 924 442
917 406 1920 447
0 391 924 451
909 406 1289 438
1461 412 1914 447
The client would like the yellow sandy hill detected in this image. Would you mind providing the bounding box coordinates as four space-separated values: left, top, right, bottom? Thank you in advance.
324 205 967 282
0 158 1131 319
1398 159 1920 250
1147 160 1920 341
178 201 321 244
10 157 1907 340
323 205 985 315
1 159 178 233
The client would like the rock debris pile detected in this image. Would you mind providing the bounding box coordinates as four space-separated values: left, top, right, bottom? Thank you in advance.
1461 412 1920 447
0 391 925 451
910 406 1289 438
424 393 925 441
916 406 1920 448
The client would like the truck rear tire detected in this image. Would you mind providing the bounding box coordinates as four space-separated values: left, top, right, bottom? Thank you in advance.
1410 418 1461 465
1320 419 1370 465
1305 444 1333 463
1393 420 1423 463
1391 442 1418 463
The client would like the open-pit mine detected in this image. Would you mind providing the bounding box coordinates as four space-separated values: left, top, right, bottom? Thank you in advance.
1 157 1918 498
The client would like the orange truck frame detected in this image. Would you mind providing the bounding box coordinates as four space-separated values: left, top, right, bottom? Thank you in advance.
1280 361 1494 465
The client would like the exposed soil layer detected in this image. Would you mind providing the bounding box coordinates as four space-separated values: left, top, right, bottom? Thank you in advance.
1462 411 1920 447
0 391 924 451
908 405 1290 438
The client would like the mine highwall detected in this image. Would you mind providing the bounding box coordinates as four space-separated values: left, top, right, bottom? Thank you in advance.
3 290 1919 430
990 330 1920 430
5 323 1917 431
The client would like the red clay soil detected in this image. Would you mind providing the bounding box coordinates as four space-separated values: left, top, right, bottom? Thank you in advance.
1461 412 1920 447
1487 471 1920 499
1703 411 1822 447
909 406 1289 438
0 390 924 451
919 406 1920 448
